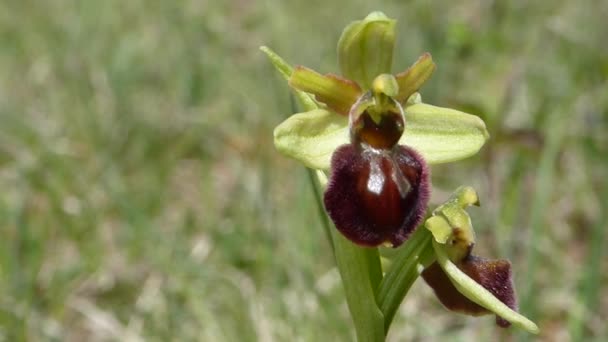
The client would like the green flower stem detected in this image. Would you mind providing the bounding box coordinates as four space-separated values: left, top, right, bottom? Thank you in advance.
307 168 384 341
313 171 385 341
313 169 383 291
306 168 334 254
432 240 540 334
377 227 432 333
331 231 385 342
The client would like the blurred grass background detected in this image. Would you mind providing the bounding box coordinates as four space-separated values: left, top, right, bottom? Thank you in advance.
0 0 606 341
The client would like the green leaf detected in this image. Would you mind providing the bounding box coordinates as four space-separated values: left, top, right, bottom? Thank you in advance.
432 240 540 334
377 227 432 333
273 103 489 170
338 12 396 89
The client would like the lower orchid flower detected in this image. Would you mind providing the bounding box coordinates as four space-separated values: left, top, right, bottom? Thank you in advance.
422 187 538 332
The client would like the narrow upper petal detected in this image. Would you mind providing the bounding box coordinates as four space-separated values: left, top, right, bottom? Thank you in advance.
394 53 436 103
289 66 362 116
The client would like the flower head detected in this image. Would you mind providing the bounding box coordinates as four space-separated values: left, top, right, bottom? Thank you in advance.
266 12 488 247
321 74 431 247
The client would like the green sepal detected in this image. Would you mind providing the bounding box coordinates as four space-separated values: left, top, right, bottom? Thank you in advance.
273 103 489 170
403 103 490 163
273 109 348 170
394 53 436 103
337 12 396 89
433 186 480 213
289 66 362 116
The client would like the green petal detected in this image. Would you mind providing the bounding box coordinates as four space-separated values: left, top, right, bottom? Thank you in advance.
289 66 362 116
274 103 489 170
394 53 436 103
433 240 540 334
401 103 490 164
338 12 396 89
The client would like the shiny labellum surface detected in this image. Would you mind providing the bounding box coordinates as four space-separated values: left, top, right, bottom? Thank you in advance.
323 144 430 247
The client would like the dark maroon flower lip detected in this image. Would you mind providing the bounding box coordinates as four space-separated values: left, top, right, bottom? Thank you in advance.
323 143 430 247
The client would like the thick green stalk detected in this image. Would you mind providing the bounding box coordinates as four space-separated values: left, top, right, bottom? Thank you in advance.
307 169 384 342
331 231 385 342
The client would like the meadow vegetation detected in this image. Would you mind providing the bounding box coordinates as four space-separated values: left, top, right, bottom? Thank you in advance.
0 1 606 340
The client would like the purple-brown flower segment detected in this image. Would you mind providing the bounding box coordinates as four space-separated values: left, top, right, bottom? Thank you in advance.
422 254 517 327
323 100 430 247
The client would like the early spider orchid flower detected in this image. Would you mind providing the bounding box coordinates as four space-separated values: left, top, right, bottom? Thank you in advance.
422 187 537 332
319 71 431 247
261 11 538 335
267 12 488 247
